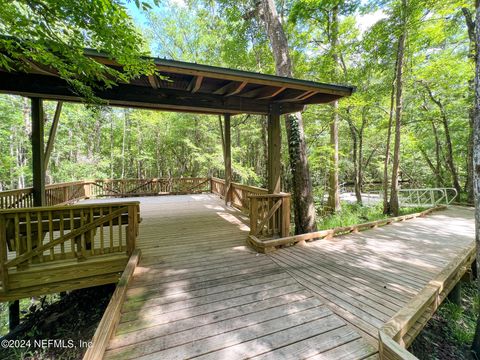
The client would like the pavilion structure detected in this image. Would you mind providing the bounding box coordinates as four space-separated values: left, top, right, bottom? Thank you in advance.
0 50 354 207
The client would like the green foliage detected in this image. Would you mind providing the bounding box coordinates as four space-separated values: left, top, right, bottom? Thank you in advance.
317 202 386 229
0 0 156 100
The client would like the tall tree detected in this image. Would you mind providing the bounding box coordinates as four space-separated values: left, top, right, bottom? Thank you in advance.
463 6 476 204
327 3 341 212
259 0 317 234
471 0 480 354
389 0 408 216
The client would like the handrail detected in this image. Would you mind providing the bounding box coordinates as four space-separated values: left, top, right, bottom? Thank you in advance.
0 178 214 209
0 201 140 294
378 242 475 358
248 206 446 253
248 192 291 239
397 188 458 207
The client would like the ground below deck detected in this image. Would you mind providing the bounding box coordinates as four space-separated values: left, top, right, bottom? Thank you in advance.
99 195 473 360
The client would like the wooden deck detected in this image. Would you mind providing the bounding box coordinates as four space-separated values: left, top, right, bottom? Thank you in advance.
99 195 474 360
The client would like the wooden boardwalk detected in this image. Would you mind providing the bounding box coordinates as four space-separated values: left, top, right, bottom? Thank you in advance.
101 195 474 360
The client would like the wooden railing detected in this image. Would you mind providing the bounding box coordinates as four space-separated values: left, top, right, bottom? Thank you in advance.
0 188 34 209
248 206 445 254
249 193 291 239
231 183 268 213
211 177 226 198
378 242 476 359
90 178 211 198
210 177 269 212
0 178 213 209
45 181 90 206
0 202 139 294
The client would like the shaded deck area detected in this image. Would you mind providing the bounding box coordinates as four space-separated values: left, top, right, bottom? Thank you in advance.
99 195 474 359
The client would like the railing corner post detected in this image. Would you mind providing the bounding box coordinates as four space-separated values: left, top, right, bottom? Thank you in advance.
127 204 138 256
281 195 291 237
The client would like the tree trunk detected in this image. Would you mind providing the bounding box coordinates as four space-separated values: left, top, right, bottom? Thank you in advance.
259 0 317 234
424 84 462 194
383 76 396 214
328 101 341 211
463 7 476 203
327 4 341 212
346 111 362 204
389 1 407 216
471 1 480 355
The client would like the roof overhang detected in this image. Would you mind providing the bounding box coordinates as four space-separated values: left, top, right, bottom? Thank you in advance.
0 49 355 115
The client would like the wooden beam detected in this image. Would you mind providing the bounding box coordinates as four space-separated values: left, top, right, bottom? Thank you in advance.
147 75 160 89
87 53 354 97
0 72 304 115
188 76 204 93
257 87 287 100
31 98 45 206
225 81 248 97
267 105 281 194
44 101 63 170
224 114 232 204
276 90 319 103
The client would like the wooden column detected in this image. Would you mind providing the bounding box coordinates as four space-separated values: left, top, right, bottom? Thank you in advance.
44 101 63 170
31 98 46 207
267 106 281 194
9 300 19 331
224 114 232 204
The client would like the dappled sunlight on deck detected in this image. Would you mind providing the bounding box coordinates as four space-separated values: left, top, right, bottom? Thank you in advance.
99 195 473 359
103 194 377 359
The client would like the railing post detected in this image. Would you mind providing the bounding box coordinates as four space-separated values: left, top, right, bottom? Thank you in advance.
281 195 291 237
84 181 92 199
250 197 258 236
127 204 138 256
0 214 8 292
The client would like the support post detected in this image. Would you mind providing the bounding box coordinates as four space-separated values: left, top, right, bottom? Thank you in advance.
9 300 19 331
224 114 232 204
31 98 46 207
44 101 63 170
448 282 462 305
267 106 281 194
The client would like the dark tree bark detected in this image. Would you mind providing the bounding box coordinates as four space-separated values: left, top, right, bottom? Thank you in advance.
389 0 407 216
383 76 396 214
471 1 480 355
463 7 476 203
259 0 317 234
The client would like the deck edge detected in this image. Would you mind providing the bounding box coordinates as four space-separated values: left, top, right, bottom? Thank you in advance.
248 205 447 253
82 248 141 360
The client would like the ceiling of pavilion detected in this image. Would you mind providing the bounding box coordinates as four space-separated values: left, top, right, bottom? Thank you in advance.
0 49 355 115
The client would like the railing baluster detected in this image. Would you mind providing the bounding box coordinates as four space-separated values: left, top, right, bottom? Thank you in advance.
59 212 65 257
100 207 104 255
48 211 54 260
14 214 20 261
26 213 32 264
109 207 114 252
37 211 43 263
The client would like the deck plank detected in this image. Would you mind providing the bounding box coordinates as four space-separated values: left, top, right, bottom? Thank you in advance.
100 195 474 359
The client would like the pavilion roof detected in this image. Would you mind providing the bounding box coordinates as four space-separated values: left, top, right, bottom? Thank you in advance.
0 49 355 115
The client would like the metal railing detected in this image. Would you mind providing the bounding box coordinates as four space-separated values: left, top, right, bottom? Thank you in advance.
397 188 458 207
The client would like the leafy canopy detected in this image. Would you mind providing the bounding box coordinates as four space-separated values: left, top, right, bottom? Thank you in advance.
0 0 157 99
